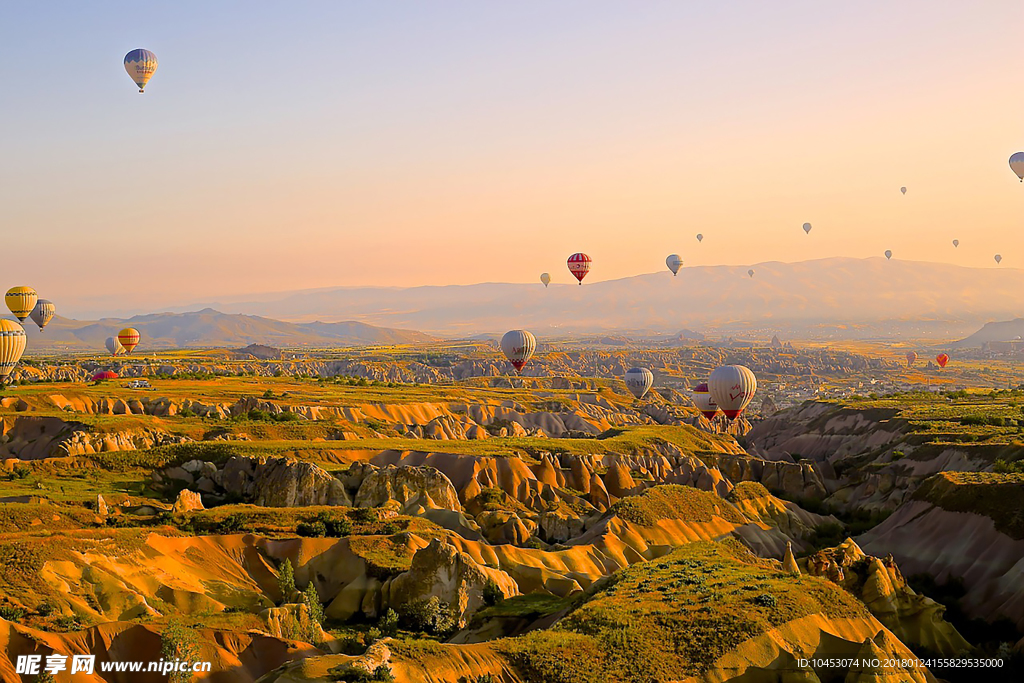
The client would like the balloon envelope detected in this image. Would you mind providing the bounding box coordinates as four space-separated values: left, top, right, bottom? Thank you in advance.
952 239 959 248
1010 152 1024 181
124 49 158 92
884 250 892 260
666 254 683 276
994 254 1002 264
0 320 26 384
500 329 536 374
709 365 757 419
900 187 907 194
30 300 55 331
624 367 654 399
566 253 591 284
936 353 950 368
91 371 119 382
747 269 754 278
905 351 918 367
540 272 551 287
691 382 719 419
802 222 811 234
5 287 37 323
106 336 125 356
696 234 703 242
118 327 141 354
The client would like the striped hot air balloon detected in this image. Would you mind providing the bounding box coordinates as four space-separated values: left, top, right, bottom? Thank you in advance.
666 254 683 276
500 329 536 374
118 327 141 354
905 351 918 367
5 287 37 323
124 49 158 92
709 365 757 420
0 320 27 385
91 370 119 382
567 253 591 284
30 300 55 332
936 353 949 368
624 367 654 399
106 336 125 356
691 383 719 420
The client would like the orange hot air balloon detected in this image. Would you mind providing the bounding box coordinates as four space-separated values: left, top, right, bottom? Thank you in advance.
118 327 141 354
905 351 918 367
935 353 949 368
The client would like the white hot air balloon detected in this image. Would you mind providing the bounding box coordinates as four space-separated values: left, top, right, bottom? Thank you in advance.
709 365 757 420
106 336 125 356
500 329 536 374
900 186 907 195
690 382 719 420
995 254 1003 264
952 239 959 248
802 222 811 234
1010 152 1024 182
884 250 893 260
747 269 755 278
666 254 683 276
624 367 654 400
540 273 551 288
696 233 703 242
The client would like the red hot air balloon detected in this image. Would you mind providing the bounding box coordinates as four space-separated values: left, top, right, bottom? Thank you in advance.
935 354 949 368
567 253 591 285
905 351 918 367
91 370 119 382
690 382 719 420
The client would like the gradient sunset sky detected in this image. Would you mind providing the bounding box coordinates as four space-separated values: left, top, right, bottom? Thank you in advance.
2 1 1022 314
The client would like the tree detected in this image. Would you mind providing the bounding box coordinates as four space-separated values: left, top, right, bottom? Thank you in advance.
161 618 201 683
302 581 324 626
277 559 295 603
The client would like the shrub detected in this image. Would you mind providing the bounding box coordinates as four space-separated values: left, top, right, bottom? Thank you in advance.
400 596 458 636
0 605 24 621
12 465 30 480
364 626 382 645
379 608 399 637
483 580 505 607
753 593 778 608
161 619 201 683
297 520 327 538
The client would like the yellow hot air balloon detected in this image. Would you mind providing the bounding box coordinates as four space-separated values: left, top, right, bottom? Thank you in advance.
118 327 141 354
0 320 27 385
5 287 37 322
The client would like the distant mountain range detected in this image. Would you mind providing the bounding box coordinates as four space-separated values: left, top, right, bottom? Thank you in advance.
24 309 435 352
953 318 1024 348
162 257 1024 338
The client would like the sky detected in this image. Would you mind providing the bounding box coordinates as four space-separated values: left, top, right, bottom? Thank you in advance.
2 1 1023 316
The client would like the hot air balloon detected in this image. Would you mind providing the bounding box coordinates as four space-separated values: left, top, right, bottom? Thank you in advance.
540 273 551 288
900 187 907 195
118 327 141 354
567 253 591 285
30 300 55 332
994 254 1003 264
5 287 37 322
936 353 949 368
91 370 119 383
666 254 683 276
905 351 918 367
624 367 654 400
802 223 811 234
884 250 892 260
105 336 125 356
696 234 703 242
691 383 719 420
0 320 26 386
500 329 536 374
952 239 959 248
709 365 757 420
1010 152 1024 181
124 49 158 93
748 269 755 278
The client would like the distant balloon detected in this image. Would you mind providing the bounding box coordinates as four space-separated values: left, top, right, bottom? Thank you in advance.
540 273 551 288
30 300 55 332
802 222 812 234
0 320 26 385
500 329 536 374
709 365 757 420
696 234 703 242
905 351 918 367
1010 152 1024 181
5 287 37 323
884 250 893 260
624 367 654 400
666 254 683 276
691 382 719 420
994 254 1003 264
936 353 950 368
124 49 158 93
106 336 125 356
900 187 907 195
567 253 591 285
748 269 755 278
91 370 119 382
118 327 141 354
952 239 959 248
